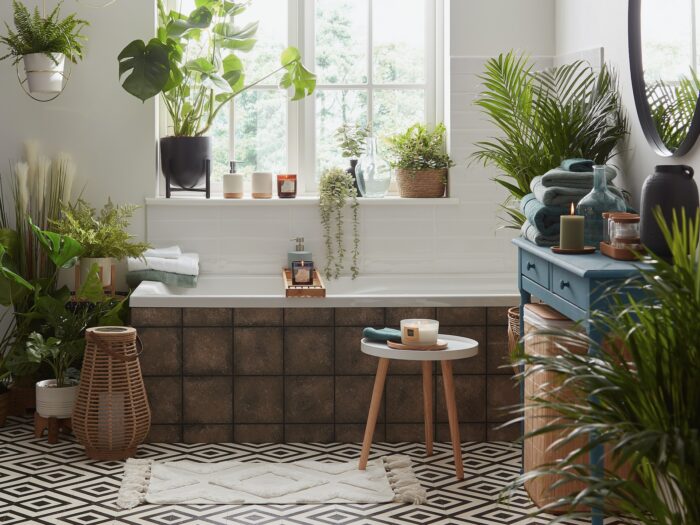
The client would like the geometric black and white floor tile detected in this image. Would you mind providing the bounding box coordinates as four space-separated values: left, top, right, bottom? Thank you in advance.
0 417 623 525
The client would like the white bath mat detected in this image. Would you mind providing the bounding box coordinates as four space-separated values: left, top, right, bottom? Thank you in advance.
117 455 425 509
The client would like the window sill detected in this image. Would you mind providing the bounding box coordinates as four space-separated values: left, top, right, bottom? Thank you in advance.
146 196 460 206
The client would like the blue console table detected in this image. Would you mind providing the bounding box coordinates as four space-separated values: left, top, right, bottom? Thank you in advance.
513 237 651 525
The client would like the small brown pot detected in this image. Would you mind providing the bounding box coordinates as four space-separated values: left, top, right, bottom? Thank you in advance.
0 390 9 426
396 168 447 198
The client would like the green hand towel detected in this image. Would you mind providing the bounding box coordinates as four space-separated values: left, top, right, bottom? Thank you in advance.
127 270 198 289
560 158 594 172
520 193 567 236
362 327 402 343
539 166 617 189
531 176 625 207
521 220 559 247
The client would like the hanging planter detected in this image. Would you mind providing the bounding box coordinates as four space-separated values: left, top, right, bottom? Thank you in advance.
23 52 66 94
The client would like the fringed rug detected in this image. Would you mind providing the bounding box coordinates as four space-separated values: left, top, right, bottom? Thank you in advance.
117 455 426 509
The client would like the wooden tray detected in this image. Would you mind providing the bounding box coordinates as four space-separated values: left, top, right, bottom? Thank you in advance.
600 242 643 261
283 269 326 298
551 246 596 255
387 340 449 351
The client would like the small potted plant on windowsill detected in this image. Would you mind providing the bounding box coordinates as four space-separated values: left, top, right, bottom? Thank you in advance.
0 0 88 95
51 199 150 288
385 123 454 198
336 123 370 193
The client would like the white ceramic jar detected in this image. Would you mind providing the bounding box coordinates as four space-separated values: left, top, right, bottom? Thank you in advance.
24 53 65 94
223 173 244 198
400 319 440 346
80 257 113 287
36 379 79 419
252 172 273 199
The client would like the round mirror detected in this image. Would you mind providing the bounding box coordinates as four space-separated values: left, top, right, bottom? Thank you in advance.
630 0 700 156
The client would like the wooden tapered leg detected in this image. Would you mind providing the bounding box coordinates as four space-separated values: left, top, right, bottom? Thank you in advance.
422 361 434 457
359 358 390 470
441 360 464 479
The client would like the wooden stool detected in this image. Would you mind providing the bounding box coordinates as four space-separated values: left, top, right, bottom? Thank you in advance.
34 413 72 444
359 335 479 479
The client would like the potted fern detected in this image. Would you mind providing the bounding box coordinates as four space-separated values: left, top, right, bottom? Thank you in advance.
336 123 369 192
51 199 150 287
385 123 454 198
0 0 88 95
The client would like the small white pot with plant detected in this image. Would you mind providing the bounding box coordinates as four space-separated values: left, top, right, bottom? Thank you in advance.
386 123 455 198
51 199 150 288
0 0 88 95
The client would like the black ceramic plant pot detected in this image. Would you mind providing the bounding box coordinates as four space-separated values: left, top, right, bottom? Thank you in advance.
160 136 212 190
346 159 360 194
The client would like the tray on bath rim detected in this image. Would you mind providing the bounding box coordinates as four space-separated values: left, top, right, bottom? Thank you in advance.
282 269 326 298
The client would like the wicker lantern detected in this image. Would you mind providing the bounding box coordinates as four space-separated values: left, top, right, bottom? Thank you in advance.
72 327 151 460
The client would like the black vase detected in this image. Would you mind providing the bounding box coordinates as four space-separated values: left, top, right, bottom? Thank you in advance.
640 165 699 256
160 136 212 190
346 159 360 194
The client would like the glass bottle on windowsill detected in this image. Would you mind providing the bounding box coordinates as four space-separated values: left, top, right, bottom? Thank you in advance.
576 165 626 247
355 136 391 198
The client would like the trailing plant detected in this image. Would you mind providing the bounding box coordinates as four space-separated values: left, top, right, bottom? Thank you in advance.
319 167 360 280
385 123 454 171
118 0 316 137
51 199 150 259
336 123 370 159
472 52 628 228
646 68 700 151
0 0 89 65
508 208 700 524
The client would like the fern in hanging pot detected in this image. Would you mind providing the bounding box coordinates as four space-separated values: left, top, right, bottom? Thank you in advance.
319 168 360 280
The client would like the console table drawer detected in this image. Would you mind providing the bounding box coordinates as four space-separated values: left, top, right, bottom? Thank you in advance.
552 267 589 309
521 252 549 288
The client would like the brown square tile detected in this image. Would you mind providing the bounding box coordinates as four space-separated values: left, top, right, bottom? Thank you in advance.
183 328 232 375
184 308 232 326
335 376 383 424
146 425 182 443
487 325 514 374
487 422 521 441
233 377 283 424
184 425 233 443
385 307 436 327
234 424 284 443
144 377 181 424
284 327 333 375
386 423 425 442
183 377 232 424
138 328 181 376
285 424 334 442
437 375 486 423
437 307 486 326
284 308 333 326
335 327 378 375
440 326 485 374
388 358 424 375
386 376 424 423
335 423 385 442
234 328 283 375
285 377 334 423
234 308 283 327
131 307 181 327
436 423 487 442
487 375 520 422
487 306 513 326
334 308 384 327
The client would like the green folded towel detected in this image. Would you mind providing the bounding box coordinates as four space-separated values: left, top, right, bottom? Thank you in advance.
363 327 402 343
127 270 198 289
560 158 594 172
539 166 617 189
520 193 567 236
531 176 625 207
521 220 559 247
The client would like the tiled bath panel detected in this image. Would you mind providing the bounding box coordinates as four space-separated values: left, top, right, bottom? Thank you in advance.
132 306 520 444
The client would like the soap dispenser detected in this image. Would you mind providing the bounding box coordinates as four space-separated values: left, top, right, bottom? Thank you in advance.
288 237 312 269
223 161 244 199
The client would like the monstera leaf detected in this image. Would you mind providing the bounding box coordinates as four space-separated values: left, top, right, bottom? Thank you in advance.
118 38 171 102
29 219 83 269
279 47 316 101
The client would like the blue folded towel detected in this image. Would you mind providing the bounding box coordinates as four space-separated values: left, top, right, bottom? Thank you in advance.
531 176 625 207
521 220 559 247
560 159 594 172
363 327 402 343
520 193 567 237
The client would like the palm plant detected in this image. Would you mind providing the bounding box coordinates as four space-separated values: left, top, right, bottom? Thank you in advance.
509 209 700 524
472 52 628 228
646 69 700 151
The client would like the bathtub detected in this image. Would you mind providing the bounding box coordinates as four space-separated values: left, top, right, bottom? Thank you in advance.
129 273 519 308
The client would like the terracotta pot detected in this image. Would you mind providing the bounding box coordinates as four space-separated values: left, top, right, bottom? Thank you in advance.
36 379 79 419
396 168 447 198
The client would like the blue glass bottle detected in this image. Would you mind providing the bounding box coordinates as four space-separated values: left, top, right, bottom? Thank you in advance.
576 165 626 246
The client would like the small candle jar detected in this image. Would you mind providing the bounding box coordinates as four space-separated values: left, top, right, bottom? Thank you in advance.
400 319 439 346
252 172 273 199
277 174 297 199
291 260 314 285
611 215 641 249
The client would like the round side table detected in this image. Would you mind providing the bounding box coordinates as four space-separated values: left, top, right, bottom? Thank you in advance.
359 335 479 480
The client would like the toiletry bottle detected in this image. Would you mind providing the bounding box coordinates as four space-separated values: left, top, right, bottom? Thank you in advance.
223 161 244 199
288 237 312 269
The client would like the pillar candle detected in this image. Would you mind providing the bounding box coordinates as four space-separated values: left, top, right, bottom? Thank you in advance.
560 203 585 250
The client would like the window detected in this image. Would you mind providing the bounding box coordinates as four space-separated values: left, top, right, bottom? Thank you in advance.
166 0 441 194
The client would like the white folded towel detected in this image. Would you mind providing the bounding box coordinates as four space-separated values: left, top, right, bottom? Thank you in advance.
143 246 182 259
128 253 199 276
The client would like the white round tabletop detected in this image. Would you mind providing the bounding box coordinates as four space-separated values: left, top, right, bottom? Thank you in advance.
361 335 479 361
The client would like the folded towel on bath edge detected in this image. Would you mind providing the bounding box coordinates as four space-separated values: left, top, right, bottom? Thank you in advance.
521 221 559 247
143 246 182 259
531 177 626 207
127 253 199 276
126 270 198 289
538 166 618 189
520 193 568 237
363 327 402 344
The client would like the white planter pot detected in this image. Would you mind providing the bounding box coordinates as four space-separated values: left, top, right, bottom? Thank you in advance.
23 53 66 94
35 379 79 419
80 257 113 287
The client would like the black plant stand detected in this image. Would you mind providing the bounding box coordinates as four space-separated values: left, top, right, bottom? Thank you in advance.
165 159 211 199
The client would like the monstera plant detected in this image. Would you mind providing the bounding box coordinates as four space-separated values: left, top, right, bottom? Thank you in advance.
118 0 315 192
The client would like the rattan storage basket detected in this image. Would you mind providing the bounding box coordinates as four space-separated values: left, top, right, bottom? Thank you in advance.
396 168 447 198
72 326 150 460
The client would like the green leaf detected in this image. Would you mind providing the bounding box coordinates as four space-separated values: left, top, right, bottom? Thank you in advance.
166 6 212 37
118 39 171 102
280 46 301 65
184 57 216 74
279 48 316 101
217 37 257 52
202 72 232 93
28 219 83 269
213 21 258 40
76 263 106 302
222 54 244 90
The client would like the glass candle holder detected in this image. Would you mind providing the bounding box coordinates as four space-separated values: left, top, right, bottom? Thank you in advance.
277 174 297 199
291 260 314 285
400 319 439 346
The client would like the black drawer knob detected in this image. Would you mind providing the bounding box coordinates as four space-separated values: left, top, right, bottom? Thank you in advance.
527 262 536 271
559 280 571 290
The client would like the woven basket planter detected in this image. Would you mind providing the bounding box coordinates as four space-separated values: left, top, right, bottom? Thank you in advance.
396 168 447 198
72 326 150 460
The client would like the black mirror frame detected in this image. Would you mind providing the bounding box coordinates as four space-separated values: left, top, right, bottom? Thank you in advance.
629 0 700 157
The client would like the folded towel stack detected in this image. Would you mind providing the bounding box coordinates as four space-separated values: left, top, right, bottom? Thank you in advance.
127 246 200 289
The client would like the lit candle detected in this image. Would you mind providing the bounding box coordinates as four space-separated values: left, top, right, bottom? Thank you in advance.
400 319 440 346
292 260 314 285
560 202 585 250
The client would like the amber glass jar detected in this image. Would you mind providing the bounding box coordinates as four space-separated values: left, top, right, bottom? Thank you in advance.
277 174 297 199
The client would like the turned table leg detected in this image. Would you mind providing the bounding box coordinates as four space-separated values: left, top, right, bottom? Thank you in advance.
422 361 433 457
441 360 464 479
359 357 390 470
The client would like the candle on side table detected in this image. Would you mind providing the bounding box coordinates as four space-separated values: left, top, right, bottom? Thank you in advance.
560 202 585 250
